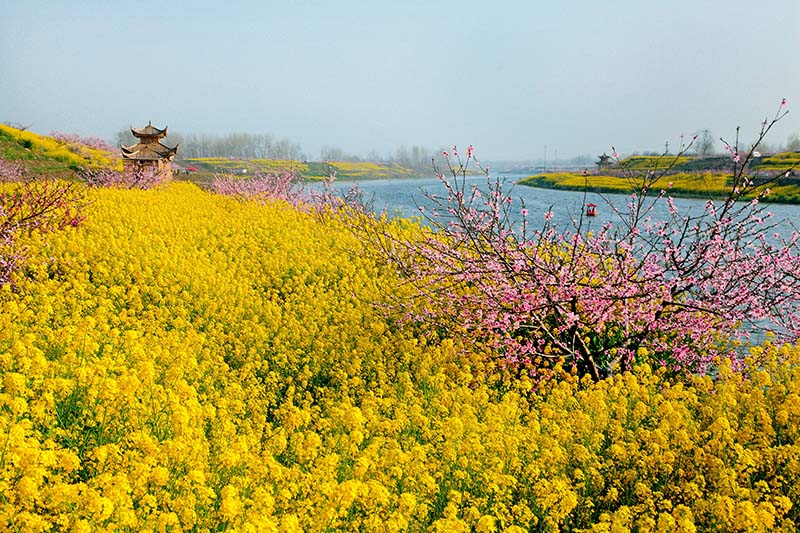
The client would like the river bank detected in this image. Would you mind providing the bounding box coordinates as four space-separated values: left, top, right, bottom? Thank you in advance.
518 171 800 204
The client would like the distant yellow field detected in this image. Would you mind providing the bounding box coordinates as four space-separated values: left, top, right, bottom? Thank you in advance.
616 155 692 170
185 158 416 180
756 151 800 170
518 171 800 203
327 161 415 178
185 158 309 173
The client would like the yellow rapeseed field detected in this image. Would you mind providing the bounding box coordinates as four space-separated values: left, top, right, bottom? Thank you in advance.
2 182 799 531
617 156 692 171
185 158 311 175
326 162 415 179
518 172 734 197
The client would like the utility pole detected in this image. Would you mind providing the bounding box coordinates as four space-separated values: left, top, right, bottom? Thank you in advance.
544 144 547 173
665 141 670 154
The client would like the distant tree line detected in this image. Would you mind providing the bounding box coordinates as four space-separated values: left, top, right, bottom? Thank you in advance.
318 144 445 174
113 127 443 171
787 133 800 152
114 129 305 160
111 126 800 167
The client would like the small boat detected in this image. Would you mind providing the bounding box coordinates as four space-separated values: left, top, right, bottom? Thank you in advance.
586 203 597 217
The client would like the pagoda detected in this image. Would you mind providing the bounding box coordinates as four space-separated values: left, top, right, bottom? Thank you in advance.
596 153 612 170
120 121 178 179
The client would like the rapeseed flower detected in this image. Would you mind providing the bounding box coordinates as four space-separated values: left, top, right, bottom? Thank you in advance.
0 182 798 530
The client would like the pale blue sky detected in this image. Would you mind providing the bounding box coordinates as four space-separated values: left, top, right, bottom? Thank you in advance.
2 0 798 160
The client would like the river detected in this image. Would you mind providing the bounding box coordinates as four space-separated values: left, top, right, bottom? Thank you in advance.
320 173 799 239
320 173 798 345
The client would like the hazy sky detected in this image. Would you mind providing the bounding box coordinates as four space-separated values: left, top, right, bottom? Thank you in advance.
2 0 799 160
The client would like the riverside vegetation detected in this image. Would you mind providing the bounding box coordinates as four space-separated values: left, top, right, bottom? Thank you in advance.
183 158 417 181
519 152 800 204
1 109 800 531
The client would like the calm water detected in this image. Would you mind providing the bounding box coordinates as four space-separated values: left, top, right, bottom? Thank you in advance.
320 173 800 239
319 173 798 345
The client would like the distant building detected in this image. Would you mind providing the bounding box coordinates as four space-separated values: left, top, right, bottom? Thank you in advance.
120 121 178 180
596 153 612 170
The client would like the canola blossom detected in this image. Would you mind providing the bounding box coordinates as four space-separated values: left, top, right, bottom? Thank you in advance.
1 183 800 531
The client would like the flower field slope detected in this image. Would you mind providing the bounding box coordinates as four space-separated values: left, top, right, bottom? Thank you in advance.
0 124 121 176
2 182 800 531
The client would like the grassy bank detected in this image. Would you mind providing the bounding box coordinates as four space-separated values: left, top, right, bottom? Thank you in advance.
183 157 417 181
615 153 800 173
518 171 800 203
615 155 693 170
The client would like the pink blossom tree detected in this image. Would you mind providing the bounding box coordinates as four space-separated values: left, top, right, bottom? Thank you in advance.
209 169 306 206
79 166 165 189
210 170 373 218
50 131 120 154
357 105 800 381
0 158 25 182
307 174 375 217
1 158 86 285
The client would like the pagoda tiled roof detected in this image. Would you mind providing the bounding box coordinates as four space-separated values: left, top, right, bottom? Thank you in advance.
120 141 178 160
131 121 168 138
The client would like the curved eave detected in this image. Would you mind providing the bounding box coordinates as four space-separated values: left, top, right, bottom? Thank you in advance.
154 142 178 159
120 144 140 158
121 143 178 161
130 122 168 138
